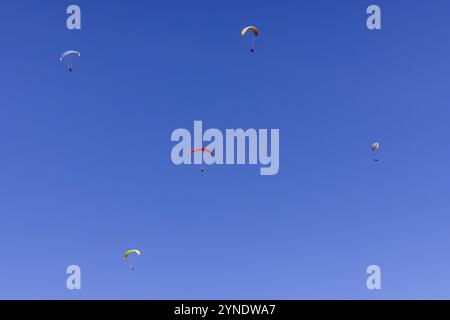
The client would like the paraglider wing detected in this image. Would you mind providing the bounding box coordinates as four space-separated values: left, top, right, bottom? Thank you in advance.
123 249 141 260
371 142 380 152
191 148 213 154
241 26 259 37
60 50 81 61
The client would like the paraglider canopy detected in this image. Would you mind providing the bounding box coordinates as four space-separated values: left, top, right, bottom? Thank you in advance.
241 26 259 37
60 50 81 61
191 148 213 154
371 142 380 152
123 249 141 260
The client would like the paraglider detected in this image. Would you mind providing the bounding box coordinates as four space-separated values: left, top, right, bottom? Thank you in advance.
371 142 380 162
60 50 80 72
241 26 259 53
123 249 141 271
191 148 214 173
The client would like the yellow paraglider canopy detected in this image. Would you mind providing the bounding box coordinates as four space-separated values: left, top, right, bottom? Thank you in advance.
241 26 259 37
123 249 141 259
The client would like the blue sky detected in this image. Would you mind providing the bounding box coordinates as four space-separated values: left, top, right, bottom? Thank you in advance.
1 0 450 299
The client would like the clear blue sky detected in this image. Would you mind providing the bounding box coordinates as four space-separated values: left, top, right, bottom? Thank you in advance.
1 0 450 299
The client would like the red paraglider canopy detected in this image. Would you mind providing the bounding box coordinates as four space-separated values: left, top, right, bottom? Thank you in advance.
191 148 213 154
